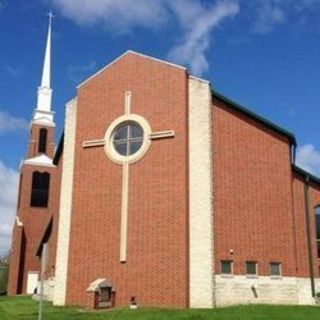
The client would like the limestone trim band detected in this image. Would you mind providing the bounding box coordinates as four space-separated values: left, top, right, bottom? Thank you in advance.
188 76 214 308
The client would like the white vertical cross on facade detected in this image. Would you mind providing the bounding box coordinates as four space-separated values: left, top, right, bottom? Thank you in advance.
83 92 175 262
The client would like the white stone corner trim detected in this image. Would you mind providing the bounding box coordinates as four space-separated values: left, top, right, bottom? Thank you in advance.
53 98 77 306
215 275 317 307
15 216 23 227
189 75 210 84
188 76 214 308
24 154 55 167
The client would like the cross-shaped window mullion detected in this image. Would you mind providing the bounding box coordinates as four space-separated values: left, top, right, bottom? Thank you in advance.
114 137 143 144
126 124 131 156
112 123 144 157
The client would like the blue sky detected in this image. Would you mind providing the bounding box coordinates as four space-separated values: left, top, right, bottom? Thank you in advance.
1 0 320 255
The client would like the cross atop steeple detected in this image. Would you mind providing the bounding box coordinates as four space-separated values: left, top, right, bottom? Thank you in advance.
47 10 55 24
33 11 55 126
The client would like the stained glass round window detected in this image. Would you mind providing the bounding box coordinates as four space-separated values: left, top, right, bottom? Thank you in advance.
112 122 144 156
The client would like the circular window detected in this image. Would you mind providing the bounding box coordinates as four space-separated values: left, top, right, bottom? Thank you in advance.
104 114 152 164
112 122 144 156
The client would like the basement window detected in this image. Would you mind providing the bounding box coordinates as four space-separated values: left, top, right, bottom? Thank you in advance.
221 260 233 274
270 262 282 276
246 261 257 275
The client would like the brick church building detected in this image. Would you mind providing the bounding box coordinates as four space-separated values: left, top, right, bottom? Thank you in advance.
7 17 320 308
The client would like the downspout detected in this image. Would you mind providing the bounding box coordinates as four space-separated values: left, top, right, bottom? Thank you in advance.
303 176 316 298
291 143 296 165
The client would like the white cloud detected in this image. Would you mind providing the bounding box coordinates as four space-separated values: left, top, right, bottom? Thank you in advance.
247 0 320 34
0 111 28 135
168 0 239 75
52 0 239 76
52 0 169 32
296 144 320 176
0 161 19 257
252 1 286 34
3 65 24 78
51 0 320 74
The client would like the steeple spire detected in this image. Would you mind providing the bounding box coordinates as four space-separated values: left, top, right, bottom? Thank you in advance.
33 11 55 126
40 11 54 88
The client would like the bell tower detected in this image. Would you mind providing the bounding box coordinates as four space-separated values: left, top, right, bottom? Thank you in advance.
7 12 56 295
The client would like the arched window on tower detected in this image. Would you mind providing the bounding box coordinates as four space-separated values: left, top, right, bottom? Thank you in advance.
38 128 48 153
30 172 50 207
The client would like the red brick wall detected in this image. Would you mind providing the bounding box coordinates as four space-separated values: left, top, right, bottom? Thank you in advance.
212 96 298 277
65 53 189 308
16 165 55 293
7 224 24 295
28 124 55 158
309 182 320 277
8 123 56 295
292 173 320 278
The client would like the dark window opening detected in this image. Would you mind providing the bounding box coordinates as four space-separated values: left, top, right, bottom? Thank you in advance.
100 287 111 302
30 172 50 207
270 262 281 276
38 128 48 153
246 261 257 275
221 260 232 274
113 122 144 156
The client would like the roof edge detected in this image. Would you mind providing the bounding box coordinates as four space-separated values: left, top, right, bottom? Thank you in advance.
212 90 297 146
77 50 186 89
53 132 64 165
292 164 320 184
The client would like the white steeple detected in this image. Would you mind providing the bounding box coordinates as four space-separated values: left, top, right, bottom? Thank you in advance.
33 11 55 126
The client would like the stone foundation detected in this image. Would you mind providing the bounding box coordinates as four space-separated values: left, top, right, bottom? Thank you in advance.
215 275 320 307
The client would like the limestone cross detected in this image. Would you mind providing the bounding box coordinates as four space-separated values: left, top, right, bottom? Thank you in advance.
82 92 174 262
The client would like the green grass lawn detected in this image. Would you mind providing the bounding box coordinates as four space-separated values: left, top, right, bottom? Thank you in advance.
0 296 319 320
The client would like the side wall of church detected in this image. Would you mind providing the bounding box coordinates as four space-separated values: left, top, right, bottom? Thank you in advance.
212 96 295 277
212 96 320 306
292 174 320 279
61 53 189 308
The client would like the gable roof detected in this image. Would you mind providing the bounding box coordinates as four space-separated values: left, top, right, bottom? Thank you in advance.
77 50 186 89
54 51 320 184
212 90 297 146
